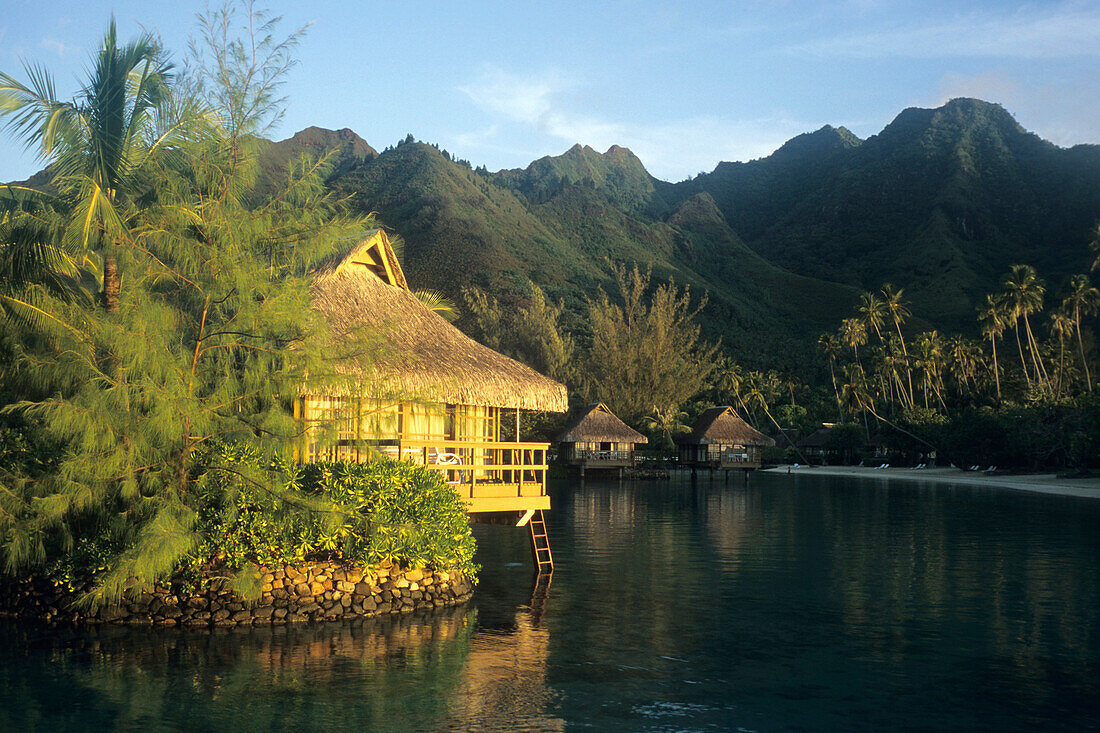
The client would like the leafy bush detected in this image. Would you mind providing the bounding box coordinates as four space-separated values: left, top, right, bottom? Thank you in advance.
40 444 479 596
189 444 478 581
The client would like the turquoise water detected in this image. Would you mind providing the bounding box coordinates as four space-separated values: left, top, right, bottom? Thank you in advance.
1 473 1097 731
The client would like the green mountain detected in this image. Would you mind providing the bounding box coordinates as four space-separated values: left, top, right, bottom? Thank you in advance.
312 137 860 373
674 98 1100 329
13 97 1085 377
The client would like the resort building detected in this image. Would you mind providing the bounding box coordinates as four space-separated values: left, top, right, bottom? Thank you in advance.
677 406 775 475
299 229 568 537
554 402 648 478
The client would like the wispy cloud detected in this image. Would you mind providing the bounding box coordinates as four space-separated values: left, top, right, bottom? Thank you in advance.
793 4 1100 58
458 67 811 180
40 37 77 58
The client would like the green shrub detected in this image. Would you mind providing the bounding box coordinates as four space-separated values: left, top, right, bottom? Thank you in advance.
188 444 478 581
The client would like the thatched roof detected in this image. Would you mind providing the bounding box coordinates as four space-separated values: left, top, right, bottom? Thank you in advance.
797 427 833 448
309 230 568 412
555 403 648 444
678 406 775 447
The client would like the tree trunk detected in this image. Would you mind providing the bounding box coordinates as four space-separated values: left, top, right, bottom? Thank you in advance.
1076 311 1092 393
990 335 1002 401
103 254 120 314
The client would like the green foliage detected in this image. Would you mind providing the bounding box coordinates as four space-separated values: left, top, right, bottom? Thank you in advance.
462 280 575 383
187 443 477 581
0 11 380 605
582 264 718 425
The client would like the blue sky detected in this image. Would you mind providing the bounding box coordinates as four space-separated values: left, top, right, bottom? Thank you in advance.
2 0 1098 182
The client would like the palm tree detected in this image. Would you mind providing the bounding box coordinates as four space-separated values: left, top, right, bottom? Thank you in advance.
947 335 983 399
914 331 948 412
818 332 844 420
1000 265 1049 393
840 317 868 372
412 288 459 322
881 284 914 405
978 294 1007 401
1090 223 1100 272
1049 310 1074 398
1061 274 1099 393
643 406 690 461
0 19 187 313
858 291 886 343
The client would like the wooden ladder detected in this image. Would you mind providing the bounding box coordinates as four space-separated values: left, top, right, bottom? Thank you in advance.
528 569 553 625
528 509 553 572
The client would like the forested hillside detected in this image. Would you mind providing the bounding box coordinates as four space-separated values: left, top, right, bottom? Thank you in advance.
107 98 1100 374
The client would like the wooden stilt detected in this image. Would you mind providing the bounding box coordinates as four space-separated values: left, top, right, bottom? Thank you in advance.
528 509 553 572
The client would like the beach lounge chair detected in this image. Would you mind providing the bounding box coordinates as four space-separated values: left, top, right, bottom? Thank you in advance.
983 465 996 473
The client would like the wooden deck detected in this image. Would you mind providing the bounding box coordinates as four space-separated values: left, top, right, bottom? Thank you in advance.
381 438 551 515
566 449 635 469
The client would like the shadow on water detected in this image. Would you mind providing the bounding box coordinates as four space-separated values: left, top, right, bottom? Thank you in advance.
1 472 1098 731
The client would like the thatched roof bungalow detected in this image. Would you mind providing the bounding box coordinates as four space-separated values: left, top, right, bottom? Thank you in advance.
677 406 775 470
300 229 568 516
554 402 648 471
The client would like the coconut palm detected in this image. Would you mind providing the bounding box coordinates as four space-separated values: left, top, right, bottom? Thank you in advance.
978 294 1007 401
913 331 948 411
880 284 914 405
1061 274 1098 392
643 406 690 461
818 332 844 419
1090 223 1100 272
840 317 868 372
1049 310 1075 398
858 291 886 343
1000 265 1049 393
0 19 192 312
947 335 983 399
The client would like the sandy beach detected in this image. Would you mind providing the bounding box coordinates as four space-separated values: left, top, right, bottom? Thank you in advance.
763 465 1100 499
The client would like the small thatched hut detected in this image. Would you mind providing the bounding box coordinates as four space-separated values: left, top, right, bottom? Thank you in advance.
677 406 775 472
301 229 568 517
554 402 648 476
796 426 833 459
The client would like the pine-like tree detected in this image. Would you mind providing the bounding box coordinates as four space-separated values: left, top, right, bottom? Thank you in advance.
0 7 373 605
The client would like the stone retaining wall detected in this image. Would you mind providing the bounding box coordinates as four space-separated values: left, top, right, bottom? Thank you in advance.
0 559 472 627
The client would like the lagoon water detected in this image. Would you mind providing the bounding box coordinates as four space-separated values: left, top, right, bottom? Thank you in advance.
1 473 1097 731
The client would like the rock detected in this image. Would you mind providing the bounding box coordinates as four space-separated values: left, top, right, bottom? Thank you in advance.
252 606 274 619
273 608 288 619
295 583 311 597
404 568 424 583
309 581 325 596
337 581 355 594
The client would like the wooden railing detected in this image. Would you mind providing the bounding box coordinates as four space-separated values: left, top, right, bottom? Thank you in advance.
576 449 634 462
378 439 550 508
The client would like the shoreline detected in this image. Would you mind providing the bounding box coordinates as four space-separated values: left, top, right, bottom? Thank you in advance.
762 465 1100 499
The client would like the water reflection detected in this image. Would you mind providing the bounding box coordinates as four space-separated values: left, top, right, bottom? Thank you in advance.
0 597 564 732
1 474 1097 731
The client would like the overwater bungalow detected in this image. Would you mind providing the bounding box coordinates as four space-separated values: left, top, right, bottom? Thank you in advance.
554 402 648 478
677 406 775 476
299 230 567 559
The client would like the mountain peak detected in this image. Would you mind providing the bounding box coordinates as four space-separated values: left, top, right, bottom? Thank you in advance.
881 98 1028 147
773 124 862 160
285 126 378 159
